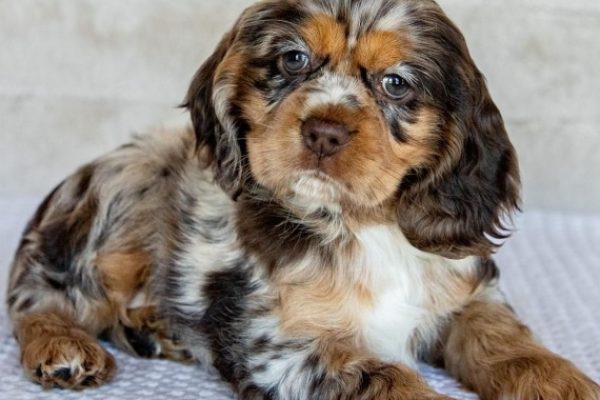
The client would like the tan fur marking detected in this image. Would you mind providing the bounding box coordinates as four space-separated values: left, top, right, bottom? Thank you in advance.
214 45 246 88
331 104 434 209
77 299 119 336
97 250 151 304
16 310 116 390
241 91 267 127
302 14 347 64
315 339 451 400
402 107 440 142
353 30 411 72
445 301 600 400
276 264 364 338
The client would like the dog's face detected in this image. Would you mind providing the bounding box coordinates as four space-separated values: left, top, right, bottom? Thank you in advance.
186 0 520 258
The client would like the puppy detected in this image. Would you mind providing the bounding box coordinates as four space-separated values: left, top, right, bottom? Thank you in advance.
7 0 600 399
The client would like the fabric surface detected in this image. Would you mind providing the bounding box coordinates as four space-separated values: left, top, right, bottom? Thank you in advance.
0 197 598 400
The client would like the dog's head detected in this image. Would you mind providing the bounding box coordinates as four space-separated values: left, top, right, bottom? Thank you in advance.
185 0 520 259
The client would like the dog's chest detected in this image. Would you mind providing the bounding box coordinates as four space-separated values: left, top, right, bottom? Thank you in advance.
354 225 477 366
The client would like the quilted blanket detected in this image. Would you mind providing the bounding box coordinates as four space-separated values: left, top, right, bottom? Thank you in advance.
0 197 598 399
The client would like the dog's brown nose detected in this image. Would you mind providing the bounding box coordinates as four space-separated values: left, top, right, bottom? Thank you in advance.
301 118 351 158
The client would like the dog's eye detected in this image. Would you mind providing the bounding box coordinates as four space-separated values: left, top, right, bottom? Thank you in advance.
281 51 310 74
382 74 410 99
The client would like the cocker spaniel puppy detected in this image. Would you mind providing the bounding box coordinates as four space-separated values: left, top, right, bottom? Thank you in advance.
7 0 600 399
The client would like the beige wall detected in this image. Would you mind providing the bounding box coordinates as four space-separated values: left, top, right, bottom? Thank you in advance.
1 0 599 212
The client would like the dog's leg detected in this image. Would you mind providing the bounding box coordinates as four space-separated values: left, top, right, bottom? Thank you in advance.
6 176 120 389
14 310 116 390
108 306 194 363
443 293 600 400
8 237 120 390
8 232 155 390
239 339 452 400
6 129 195 389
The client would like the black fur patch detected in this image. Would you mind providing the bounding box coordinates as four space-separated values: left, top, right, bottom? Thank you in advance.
80 375 97 387
239 5 307 44
200 263 256 384
53 367 72 381
38 197 98 273
477 258 500 285
386 110 407 143
6 294 18 308
16 297 34 313
21 180 64 238
75 165 95 199
236 196 335 272
46 276 67 291
124 326 157 358
357 370 372 395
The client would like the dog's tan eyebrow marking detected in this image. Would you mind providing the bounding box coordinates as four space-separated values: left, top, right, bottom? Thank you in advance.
300 10 411 74
353 30 411 73
301 14 347 64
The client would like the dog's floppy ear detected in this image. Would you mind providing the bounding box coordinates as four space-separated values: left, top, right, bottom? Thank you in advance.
183 25 244 197
397 68 521 259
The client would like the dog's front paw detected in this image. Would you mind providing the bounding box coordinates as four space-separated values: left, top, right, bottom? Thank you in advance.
348 363 456 400
361 387 454 400
494 354 600 400
416 394 455 400
21 329 116 390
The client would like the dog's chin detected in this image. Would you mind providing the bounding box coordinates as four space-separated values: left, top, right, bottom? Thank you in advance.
284 172 343 214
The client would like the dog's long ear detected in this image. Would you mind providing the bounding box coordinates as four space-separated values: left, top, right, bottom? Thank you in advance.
183 26 244 197
397 66 521 259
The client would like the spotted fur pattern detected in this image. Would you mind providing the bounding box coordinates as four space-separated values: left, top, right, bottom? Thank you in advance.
7 0 600 398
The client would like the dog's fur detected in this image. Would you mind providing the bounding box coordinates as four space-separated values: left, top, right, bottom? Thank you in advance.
7 0 600 398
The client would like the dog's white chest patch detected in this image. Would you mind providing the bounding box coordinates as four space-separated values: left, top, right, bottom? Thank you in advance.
355 225 476 366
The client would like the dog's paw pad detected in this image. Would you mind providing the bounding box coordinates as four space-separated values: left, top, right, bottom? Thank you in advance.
22 333 116 390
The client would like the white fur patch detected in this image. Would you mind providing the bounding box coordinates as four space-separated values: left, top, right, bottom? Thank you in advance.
172 175 240 316
302 73 361 118
374 3 410 32
355 225 477 366
127 291 151 309
289 173 342 212
250 340 316 400
247 314 318 400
